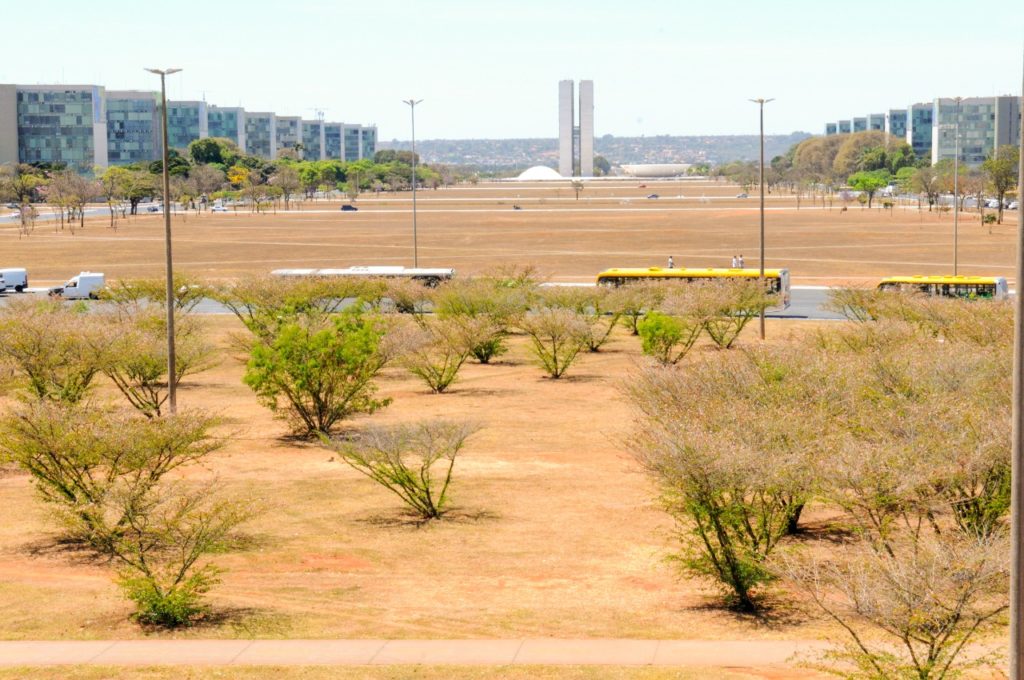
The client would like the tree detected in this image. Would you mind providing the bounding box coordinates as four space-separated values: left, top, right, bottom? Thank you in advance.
399 317 478 393
242 310 397 436
114 485 255 626
432 278 527 364
848 169 890 209
0 402 222 553
323 420 478 520
228 165 265 212
518 308 590 379
187 137 240 167
0 298 112 403
571 180 584 200
269 165 300 209
911 166 942 211
189 164 226 207
593 155 611 176
982 144 1019 224
0 164 47 236
98 166 129 228
637 311 702 364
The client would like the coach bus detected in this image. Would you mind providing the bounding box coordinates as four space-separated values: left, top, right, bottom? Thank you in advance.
271 266 456 287
876 275 1008 300
595 266 791 309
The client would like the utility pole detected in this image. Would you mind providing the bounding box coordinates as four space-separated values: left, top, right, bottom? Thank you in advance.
953 96 961 276
1010 50 1024 680
145 67 182 415
750 98 774 340
403 99 423 268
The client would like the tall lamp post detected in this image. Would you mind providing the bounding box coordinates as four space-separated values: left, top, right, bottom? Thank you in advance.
1010 52 1024 680
750 97 774 340
145 67 181 415
403 98 423 268
952 96 961 275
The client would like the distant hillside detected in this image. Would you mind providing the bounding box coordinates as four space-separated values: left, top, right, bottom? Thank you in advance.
379 132 812 171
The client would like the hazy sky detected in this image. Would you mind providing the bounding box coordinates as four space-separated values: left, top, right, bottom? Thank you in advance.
6 0 1022 140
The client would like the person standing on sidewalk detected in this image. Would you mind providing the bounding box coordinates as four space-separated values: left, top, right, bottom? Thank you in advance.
738 254 745 269
731 255 738 268
668 255 675 269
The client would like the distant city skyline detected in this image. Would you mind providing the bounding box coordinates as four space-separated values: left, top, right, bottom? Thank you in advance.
6 0 1022 140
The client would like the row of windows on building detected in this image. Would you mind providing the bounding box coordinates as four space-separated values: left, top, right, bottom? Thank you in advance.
822 96 1021 166
0 84 377 170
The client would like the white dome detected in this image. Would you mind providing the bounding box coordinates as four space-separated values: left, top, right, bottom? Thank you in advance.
516 165 564 180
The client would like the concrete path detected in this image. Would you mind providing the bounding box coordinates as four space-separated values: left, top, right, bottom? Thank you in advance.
0 638 829 667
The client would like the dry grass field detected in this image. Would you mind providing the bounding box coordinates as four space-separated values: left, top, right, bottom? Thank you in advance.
0 180 1017 286
0 182 1015 678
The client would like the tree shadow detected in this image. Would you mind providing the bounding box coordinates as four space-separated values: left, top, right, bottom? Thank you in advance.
19 535 109 565
685 593 809 630
354 507 500 530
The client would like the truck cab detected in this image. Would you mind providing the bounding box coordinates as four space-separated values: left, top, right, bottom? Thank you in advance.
49 272 105 300
0 268 28 293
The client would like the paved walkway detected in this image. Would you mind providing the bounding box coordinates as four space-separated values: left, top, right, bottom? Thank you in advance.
0 639 829 667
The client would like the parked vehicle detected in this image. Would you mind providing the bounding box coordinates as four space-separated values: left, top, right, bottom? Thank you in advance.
340 204 359 212
646 194 659 199
211 205 228 212
736 193 749 198
1009 201 1020 210
0 268 28 292
49 272 105 300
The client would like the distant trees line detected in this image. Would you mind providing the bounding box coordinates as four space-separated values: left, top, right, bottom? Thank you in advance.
713 130 1020 223
0 138 479 234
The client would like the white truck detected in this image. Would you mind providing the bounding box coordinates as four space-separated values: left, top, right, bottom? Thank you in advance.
0 268 28 293
49 272 105 300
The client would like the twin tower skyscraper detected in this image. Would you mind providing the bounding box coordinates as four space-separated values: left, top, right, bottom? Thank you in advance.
558 79 594 177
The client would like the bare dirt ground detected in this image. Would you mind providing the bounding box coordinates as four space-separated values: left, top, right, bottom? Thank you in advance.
0 180 1016 286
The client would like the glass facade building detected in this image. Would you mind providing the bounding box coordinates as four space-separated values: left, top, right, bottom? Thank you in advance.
275 116 301 155
324 123 343 160
852 117 867 132
931 96 1022 165
165 101 208 151
106 90 160 166
12 85 106 170
244 112 276 159
906 103 933 160
838 120 851 134
343 125 361 161
825 122 837 135
302 120 323 161
207 106 245 149
867 113 885 131
360 126 377 159
885 109 907 139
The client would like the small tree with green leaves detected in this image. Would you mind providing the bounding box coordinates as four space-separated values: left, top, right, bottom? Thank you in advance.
114 486 257 627
615 282 668 335
518 308 590 379
243 309 397 436
637 311 703 364
323 420 479 520
432 279 527 364
697 279 774 349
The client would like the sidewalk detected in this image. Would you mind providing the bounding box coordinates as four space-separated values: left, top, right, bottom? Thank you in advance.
0 638 828 667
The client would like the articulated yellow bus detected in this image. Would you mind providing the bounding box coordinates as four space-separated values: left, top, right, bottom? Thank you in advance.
876 275 1009 300
596 267 791 309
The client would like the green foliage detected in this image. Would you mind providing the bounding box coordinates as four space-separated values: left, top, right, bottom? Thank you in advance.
323 420 478 519
187 138 240 167
243 310 393 436
432 279 526 364
637 311 702 364
847 170 891 208
0 298 111 403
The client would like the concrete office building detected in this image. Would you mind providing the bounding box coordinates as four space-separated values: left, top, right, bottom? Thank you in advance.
838 120 852 134
244 112 276 159
165 101 208 150
852 117 867 132
0 84 107 170
106 90 160 166
885 109 907 139
359 125 377 160
867 113 885 131
557 79 594 177
324 123 343 160
825 122 837 135
931 95 1021 165
207 106 245 150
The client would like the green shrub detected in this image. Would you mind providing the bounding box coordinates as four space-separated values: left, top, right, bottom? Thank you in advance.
637 311 703 364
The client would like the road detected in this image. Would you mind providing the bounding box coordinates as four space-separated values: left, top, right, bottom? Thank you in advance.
2 287 844 320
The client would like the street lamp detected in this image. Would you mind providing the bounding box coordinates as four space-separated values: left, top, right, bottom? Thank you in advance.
145 67 182 415
403 98 423 268
749 97 774 340
1009 51 1024 680
951 96 961 276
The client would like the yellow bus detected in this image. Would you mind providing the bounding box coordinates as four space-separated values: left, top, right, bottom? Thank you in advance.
596 266 791 309
876 275 1009 300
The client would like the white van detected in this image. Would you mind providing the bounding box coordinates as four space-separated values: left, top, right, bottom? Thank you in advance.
0 268 28 293
49 272 105 300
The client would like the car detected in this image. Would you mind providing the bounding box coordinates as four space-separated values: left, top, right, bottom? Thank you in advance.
985 199 1001 209
646 194 659 199
736 193 749 199
146 205 161 213
211 205 228 212
340 204 359 212
513 205 522 210
1009 201 1020 210
4 203 17 209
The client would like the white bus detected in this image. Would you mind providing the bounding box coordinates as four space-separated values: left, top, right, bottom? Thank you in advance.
271 266 456 287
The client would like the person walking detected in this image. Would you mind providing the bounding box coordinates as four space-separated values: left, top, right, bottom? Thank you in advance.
738 254 745 269
668 255 675 269
731 255 738 268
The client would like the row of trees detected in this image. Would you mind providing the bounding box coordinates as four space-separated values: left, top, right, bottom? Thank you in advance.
628 291 1011 678
714 130 1020 222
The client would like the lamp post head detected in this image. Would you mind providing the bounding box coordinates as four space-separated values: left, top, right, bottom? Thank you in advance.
145 68 182 76
748 98 775 105
402 98 423 107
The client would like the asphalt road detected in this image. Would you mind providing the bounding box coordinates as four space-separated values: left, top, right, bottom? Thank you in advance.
1 287 845 320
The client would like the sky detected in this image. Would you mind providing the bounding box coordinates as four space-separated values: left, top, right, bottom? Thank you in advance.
4 0 1022 141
